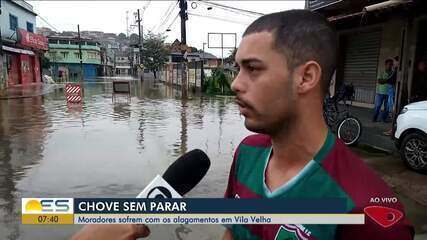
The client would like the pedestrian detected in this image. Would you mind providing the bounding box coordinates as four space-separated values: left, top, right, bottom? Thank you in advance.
224 10 413 239
373 59 394 122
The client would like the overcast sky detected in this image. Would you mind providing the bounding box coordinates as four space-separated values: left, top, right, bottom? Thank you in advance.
29 1 305 57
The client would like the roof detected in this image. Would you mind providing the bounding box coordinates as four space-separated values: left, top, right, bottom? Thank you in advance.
169 51 217 59
48 35 99 44
9 0 37 16
199 52 217 59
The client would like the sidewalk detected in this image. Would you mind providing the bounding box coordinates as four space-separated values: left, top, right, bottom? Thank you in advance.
0 83 63 99
349 105 395 152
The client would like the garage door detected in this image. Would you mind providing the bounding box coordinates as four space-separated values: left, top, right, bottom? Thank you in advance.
343 29 382 104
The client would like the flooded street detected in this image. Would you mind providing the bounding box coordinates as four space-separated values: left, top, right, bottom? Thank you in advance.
0 78 250 239
0 78 426 239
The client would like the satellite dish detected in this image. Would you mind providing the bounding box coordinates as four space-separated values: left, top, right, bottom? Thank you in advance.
191 2 197 9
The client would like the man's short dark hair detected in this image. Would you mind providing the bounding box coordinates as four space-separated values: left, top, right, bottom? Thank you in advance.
243 10 337 95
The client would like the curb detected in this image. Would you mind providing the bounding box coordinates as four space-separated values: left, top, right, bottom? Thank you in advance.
0 85 64 100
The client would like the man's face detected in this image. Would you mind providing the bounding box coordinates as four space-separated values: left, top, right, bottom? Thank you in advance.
232 32 297 134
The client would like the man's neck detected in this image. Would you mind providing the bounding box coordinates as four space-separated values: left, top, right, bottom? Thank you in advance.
265 98 328 191
269 105 329 170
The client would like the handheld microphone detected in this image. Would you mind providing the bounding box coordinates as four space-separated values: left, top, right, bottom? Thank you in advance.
137 149 210 198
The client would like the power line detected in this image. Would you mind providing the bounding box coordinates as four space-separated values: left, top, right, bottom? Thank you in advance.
163 13 180 33
157 7 179 33
35 14 59 32
152 1 178 32
141 0 151 16
195 0 264 17
188 12 250 25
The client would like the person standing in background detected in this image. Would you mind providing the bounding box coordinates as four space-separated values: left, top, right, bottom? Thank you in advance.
386 56 398 117
373 59 394 122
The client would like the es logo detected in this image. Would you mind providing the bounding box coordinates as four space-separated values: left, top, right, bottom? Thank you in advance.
23 198 72 213
147 186 172 198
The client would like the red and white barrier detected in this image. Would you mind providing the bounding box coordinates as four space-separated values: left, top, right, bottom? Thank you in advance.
65 83 83 103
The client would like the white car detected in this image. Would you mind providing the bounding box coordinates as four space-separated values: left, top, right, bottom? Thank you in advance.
394 101 427 173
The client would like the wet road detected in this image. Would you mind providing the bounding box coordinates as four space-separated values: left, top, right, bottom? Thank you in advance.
0 77 426 239
0 78 250 239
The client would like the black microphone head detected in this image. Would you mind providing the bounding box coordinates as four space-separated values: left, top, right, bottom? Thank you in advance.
162 149 210 196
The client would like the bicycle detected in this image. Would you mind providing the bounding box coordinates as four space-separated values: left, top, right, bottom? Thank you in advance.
323 83 362 146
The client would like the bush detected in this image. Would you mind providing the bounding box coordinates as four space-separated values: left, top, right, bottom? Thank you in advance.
203 68 233 95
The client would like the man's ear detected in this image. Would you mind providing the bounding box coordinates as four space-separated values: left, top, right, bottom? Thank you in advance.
296 61 322 94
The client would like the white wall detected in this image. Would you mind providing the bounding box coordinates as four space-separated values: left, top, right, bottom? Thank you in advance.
1 1 36 42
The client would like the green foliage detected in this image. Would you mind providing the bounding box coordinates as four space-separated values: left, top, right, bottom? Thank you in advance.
41 55 51 69
225 48 237 65
141 32 169 73
204 68 234 95
118 33 127 40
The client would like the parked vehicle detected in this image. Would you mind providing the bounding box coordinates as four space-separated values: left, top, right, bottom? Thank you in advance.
394 101 427 173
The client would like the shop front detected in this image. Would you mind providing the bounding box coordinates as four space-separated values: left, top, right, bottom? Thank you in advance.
1 29 47 88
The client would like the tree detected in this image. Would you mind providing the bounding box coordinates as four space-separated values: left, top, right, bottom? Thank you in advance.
41 55 51 69
225 48 238 65
118 33 127 39
141 32 168 79
129 33 139 45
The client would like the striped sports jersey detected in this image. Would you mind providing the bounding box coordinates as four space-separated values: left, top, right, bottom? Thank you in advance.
224 131 414 240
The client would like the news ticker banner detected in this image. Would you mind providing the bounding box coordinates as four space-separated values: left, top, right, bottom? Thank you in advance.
22 198 364 225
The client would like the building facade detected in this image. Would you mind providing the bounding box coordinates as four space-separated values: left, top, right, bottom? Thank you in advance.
0 0 48 89
307 0 427 112
115 54 131 76
45 35 101 81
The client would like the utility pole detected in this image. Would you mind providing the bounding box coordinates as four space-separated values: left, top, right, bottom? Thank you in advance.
201 42 207 90
179 0 188 98
77 24 84 83
137 9 144 81
179 0 188 44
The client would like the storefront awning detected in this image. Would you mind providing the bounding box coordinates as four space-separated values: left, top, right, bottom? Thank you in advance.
2 46 35 55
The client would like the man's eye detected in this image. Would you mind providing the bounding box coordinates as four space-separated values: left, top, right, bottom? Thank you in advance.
247 66 257 72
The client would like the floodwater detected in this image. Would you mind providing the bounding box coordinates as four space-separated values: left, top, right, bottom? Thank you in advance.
0 77 426 239
0 77 250 240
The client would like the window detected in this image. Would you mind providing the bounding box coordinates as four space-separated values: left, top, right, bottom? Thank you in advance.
61 52 69 59
86 42 96 46
48 39 58 44
74 52 81 59
26 22 34 33
59 40 70 45
9 14 18 31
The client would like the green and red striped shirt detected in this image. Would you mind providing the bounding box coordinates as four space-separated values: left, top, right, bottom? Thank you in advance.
224 131 414 239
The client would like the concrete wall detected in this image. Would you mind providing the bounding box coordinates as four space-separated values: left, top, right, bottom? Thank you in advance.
1 1 36 42
376 18 405 75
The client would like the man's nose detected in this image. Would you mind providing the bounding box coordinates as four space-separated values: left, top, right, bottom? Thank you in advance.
231 72 245 93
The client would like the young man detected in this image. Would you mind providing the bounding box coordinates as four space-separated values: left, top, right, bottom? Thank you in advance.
71 10 413 240
373 59 395 122
223 10 413 240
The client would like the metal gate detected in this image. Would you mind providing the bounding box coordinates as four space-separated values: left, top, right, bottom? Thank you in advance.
342 29 382 104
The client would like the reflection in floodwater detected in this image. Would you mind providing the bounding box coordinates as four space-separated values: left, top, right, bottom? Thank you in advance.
0 96 51 239
0 77 250 239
